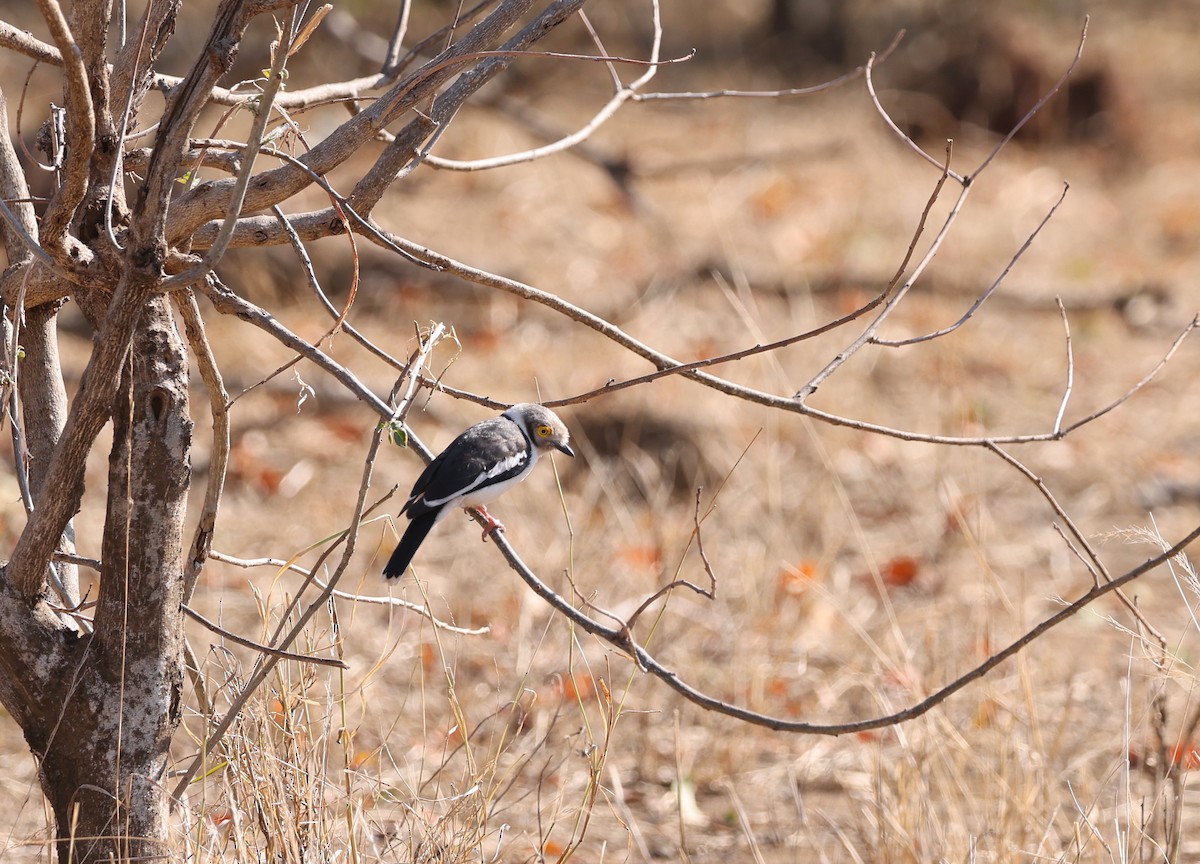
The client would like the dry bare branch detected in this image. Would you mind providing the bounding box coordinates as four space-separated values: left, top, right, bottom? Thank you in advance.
175 290 230 602
182 605 348 668
208 550 490 634
871 183 1070 348
34 0 96 254
492 522 1200 734
986 442 1169 653
425 2 667 172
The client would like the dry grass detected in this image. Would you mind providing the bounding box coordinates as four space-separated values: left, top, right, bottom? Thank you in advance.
4 3 1200 862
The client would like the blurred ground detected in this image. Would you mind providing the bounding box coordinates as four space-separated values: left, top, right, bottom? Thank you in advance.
4 1 1200 861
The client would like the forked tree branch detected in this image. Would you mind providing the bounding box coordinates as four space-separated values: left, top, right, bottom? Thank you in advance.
34 0 95 255
168 327 450 803
7 0 298 596
162 0 555 243
490 521 1200 734
175 290 230 602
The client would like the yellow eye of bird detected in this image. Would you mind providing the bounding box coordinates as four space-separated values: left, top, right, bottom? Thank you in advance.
537 424 552 438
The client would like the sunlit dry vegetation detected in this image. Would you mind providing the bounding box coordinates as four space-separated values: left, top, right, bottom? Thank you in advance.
2 0 1200 861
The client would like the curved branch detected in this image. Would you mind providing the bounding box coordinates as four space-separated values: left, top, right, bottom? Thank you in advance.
871 183 1070 348
424 2 667 172
175 290 230 603
183 605 347 668
34 0 96 253
491 521 1200 735
0 20 62 64
164 0 557 243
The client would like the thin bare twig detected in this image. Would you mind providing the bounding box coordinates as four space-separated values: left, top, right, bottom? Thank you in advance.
491 520 1200 735
1053 297 1075 436
273 208 409 371
970 17 1089 180
623 431 761 633
691 488 717 597
872 183 1070 348
102 0 154 251
635 30 905 102
986 442 1109 580
864 52 965 184
182 605 348 668
1060 316 1200 435
381 0 413 73
1052 523 1102 587
797 144 962 400
209 550 489 635
175 290 231 603
0 198 76 281
579 8 623 90
986 441 1168 652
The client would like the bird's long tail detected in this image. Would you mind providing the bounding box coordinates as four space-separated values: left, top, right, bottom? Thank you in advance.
384 511 438 580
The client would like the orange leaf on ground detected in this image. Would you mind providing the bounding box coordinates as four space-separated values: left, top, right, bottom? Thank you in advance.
881 556 920 587
1171 741 1200 769
554 674 596 704
752 177 796 219
319 415 365 443
618 545 662 571
469 327 502 354
767 677 790 699
777 561 820 595
255 466 284 495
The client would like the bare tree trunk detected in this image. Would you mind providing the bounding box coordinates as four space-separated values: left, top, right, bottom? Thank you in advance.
20 303 81 607
32 295 190 862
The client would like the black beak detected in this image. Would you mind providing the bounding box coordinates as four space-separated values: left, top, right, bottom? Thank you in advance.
555 442 575 458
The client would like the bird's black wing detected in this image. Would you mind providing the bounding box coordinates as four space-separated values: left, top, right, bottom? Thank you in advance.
401 417 530 518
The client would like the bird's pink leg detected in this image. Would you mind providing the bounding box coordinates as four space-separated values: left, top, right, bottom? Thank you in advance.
470 506 506 542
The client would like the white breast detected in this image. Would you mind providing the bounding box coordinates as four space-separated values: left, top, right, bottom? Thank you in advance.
443 445 540 515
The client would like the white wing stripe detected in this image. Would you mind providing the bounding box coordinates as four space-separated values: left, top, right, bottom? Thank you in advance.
422 450 529 508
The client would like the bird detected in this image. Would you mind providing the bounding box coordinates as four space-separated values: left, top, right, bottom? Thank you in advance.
383 403 574 580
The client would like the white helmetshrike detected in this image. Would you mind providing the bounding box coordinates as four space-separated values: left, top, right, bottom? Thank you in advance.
383 403 573 580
